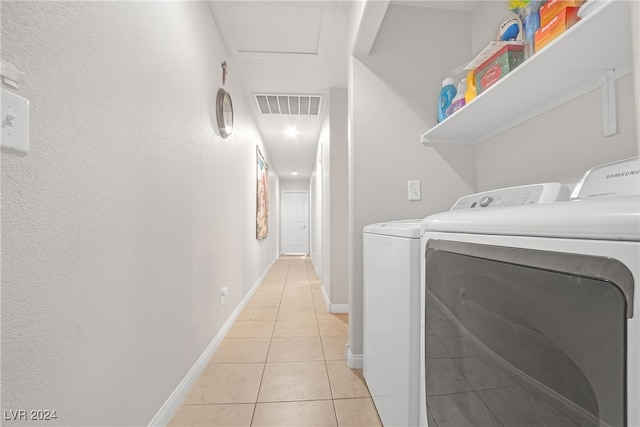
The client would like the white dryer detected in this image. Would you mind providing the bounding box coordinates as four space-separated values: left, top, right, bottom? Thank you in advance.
420 157 640 427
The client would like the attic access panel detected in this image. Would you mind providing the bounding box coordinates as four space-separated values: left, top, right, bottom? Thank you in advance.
219 2 326 55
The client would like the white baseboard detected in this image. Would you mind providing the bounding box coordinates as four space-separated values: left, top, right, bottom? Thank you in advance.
346 343 363 369
329 303 349 314
320 285 349 314
310 256 322 280
148 257 277 427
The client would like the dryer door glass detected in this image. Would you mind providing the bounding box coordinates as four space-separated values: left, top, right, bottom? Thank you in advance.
424 244 627 427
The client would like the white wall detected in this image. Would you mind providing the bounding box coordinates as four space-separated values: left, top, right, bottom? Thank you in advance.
321 116 332 297
633 0 640 144
309 114 331 280
328 88 349 307
348 4 477 360
0 2 278 426
310 88 349 312
310 167 321 276
279 179 310 191
476 74 638 190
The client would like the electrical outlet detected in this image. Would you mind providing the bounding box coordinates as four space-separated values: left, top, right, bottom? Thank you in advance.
408 180 421 201
220 287 229 304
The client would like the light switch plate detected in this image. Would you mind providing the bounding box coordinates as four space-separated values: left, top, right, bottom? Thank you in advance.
1 88 29 153
408 180 421 201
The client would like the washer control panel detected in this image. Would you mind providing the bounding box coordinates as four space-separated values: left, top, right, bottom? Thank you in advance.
450 183 571 211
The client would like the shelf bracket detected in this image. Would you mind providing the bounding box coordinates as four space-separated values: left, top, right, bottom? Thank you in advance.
600 69 617 137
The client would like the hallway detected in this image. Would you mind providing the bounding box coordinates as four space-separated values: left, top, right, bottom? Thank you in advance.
168 256 382 427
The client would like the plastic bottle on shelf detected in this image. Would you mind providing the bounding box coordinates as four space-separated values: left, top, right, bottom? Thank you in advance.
446 80 467 116
465 70 477 104
437 77 457 122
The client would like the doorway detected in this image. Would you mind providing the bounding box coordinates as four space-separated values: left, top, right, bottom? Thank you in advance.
281 190 309 255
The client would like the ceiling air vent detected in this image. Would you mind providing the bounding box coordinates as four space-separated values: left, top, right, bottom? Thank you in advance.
255 94 322 116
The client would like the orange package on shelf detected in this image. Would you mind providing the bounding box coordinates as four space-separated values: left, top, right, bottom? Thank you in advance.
534 7 581 53
539 0 585 26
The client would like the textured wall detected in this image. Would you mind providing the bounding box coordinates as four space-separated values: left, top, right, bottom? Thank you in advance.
1 2 278 425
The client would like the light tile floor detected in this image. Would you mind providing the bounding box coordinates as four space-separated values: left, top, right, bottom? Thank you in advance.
168 256 382 427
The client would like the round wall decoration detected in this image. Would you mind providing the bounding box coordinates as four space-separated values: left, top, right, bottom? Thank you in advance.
215 88 233 138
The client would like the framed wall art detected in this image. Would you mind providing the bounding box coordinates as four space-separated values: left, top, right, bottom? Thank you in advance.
256 147 269 240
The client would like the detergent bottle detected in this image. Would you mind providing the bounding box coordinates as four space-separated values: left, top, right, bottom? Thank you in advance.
437 77 457 122
465 70 477 104
446 80 467 116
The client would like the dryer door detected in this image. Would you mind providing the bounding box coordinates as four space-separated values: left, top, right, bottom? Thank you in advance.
423 240 631 427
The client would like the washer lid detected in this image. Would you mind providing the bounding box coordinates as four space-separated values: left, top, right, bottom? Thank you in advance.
422 196 640 241
363 219 422 238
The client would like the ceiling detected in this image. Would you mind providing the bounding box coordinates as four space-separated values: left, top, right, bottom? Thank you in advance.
209 1 349 180
208 1 477 181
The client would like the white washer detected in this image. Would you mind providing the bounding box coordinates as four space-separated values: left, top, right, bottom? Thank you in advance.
419 157 640 427
363 220 422 427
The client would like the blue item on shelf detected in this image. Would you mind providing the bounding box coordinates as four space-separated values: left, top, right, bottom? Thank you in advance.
499 17 521 41
438 77 457 123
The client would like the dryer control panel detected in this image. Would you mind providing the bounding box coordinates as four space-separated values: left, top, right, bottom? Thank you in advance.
451 183 571 210
571 156 640 200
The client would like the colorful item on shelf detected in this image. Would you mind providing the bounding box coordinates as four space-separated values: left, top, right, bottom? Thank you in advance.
474 44 524 95
437 77 457 122
465 70 477 104
464 41 523 70
509 0 545 59
540 0 585 26
446 80 467 116
422 0 627 145
535 7 581 52
508 0 530 10
498 17 522 41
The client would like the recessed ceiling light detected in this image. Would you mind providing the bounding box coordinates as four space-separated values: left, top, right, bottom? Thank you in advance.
291 171 298 176
284 127 299 138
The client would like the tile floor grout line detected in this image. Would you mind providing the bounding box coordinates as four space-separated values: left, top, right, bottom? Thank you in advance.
253 397 336 404
308 257 342 427
287 256 336 425
249 257 289 426
306 257 343 425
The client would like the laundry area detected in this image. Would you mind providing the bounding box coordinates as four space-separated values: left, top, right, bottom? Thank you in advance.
364 157 639 426
359 1 640 426
1 0 639 426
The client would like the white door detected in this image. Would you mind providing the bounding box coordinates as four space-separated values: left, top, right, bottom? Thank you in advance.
281 190 309 254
